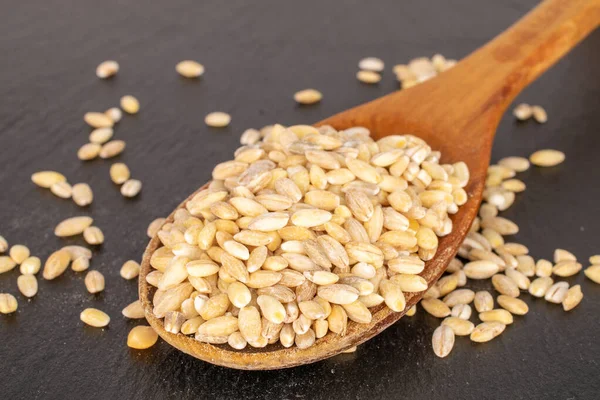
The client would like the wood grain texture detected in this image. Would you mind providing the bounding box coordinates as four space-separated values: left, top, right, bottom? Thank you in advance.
139 0 600 370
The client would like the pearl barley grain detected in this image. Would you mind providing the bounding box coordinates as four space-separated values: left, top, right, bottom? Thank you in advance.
84 270 105 294
432 325 454 358
513 103 532 120
110 163 130 184
356 70 381 84
83 226 104 245
77 143 101 161
176 60 205 78
531 105 547 123
294 89 322 105
120 95 140 114
127 326 158 349
105 107 123 123
10 245 30 264
0 293 18 314
84 112 114 129
96 60 119 79
72 183 93 206
205 112 231 128
99 140 126 159
529 149 565 167
80 308 110 327
71 256 90 272
358 57 385 72
20 256 41 274
31 171 66 188
121 179 142 198
120 260 140 280
17 274 38 298
50 181 73 199
0 236 7 253
89 128 113 144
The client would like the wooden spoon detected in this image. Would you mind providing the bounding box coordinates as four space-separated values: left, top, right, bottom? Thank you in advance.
139 0 599 370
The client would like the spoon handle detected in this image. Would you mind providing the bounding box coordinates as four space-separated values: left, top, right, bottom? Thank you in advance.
441 0 600 122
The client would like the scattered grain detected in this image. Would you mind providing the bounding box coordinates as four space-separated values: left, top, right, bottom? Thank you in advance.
80 308 110 327
84 112 114 128
31 171 66 188
110 163 131 184
294 89 322 105
356 70 381 84
96 60 119 78
531 105 547 123
545 281 569 304
120 260 140 280
84 270 105 293
42 249 71 280
529 149 565 167
20 256 41 274
121 179 142 197
99 140 126 159
17 274 38 298
0 293 18 314
105 108 122 123
205 112 231 127
358 57 385 72
120 95 140 114
584 265 600 284
513 103 532 120
9 244 30 264
83 226 104 245
562 285 583 311
176 60 205 78
127 326 158 349
71 256 90 272
470 322 505 343
432 325 455 358
122 300 145 319
55 216 93 237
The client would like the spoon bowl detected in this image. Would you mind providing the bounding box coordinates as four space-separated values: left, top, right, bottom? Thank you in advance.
139 0 599 370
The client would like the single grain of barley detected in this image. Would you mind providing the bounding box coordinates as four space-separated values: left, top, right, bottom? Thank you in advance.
17 274 38 297
20 256 41 274
80 308 110 327
356 70 381 84
85 270 105 293
176 60 205 78
0 293 18 314
120 95 140 114
205 112 231 128
96 60 119 78
432 325 455 358
294 89 322 105
120 260 140 280
529 149 565 167
110 163 130 184
121 179 142 197
31 171 66 188
9 244 30 264
127 326 158 349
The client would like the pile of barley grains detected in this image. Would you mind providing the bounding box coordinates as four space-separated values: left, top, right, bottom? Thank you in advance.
145 123 470 349
418 150 594 358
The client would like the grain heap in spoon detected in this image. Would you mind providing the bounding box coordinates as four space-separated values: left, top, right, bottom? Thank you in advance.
145 123 470 349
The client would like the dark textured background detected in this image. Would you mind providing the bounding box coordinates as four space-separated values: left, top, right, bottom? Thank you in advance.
1 1 599 399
